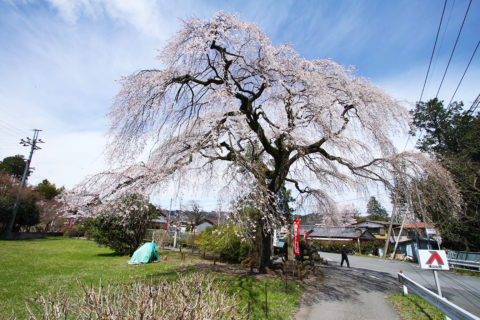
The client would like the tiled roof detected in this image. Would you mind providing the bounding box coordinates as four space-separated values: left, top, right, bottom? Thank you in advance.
403 222 434 229
309 227 362 238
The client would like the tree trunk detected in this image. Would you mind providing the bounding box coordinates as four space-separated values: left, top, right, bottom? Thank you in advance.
258 229 272 273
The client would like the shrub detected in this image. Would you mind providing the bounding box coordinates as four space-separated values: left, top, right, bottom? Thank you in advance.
63 226 79 238
20 273 241 320
76 218 97 239
91 194 157 255
312 240 356 254
176 236 191 248
196 223 250 263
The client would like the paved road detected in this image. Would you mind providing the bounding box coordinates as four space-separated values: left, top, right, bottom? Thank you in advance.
316 252 480 317
296 264 401 320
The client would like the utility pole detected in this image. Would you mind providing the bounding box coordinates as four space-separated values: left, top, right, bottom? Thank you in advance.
4 129 44 239
414 181 444 297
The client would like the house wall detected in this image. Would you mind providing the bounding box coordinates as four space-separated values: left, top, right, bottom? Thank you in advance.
195 222 213 232
150 222 167 230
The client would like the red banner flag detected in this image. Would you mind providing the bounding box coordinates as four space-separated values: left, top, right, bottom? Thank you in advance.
293 219 301 256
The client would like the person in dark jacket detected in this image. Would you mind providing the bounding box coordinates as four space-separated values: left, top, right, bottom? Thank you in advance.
340 245 350 267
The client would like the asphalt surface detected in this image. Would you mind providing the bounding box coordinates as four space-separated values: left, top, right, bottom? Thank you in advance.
296 264 401 320
297 252 480 319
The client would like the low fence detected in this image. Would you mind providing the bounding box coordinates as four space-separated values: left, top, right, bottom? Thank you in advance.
398 272 479 320
145 230 191 240
447 250 480 272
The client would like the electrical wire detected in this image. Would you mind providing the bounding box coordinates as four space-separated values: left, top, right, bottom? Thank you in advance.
447 40 480 108
431 0 456 81
0 119 29 136
465 92 480 116
419 0 448 103
0 125 21 139
436 0 473 99
404 0 450 153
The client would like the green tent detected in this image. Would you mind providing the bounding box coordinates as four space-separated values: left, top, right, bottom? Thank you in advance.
127 242 160 265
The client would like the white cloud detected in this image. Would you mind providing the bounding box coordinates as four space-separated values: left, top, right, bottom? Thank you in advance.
46 0 185 40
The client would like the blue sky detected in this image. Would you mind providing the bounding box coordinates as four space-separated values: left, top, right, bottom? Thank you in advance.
0 0 479 212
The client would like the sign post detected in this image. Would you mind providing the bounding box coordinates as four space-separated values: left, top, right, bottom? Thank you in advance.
418 250 449 298
418 250 449 271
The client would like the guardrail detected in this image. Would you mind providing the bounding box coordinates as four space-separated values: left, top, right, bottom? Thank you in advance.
447 250 480 272
449 259 480 271
398 272 479 320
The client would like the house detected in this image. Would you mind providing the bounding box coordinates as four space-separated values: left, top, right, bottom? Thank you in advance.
401 222 437 239
305 226 376 242
397 238 439 260
194 219 218 232
150 216 167 230
352 220 400 241
392 222 441 260
300 226 377 254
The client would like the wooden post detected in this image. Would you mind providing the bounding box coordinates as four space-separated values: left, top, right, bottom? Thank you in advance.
383 195 398 259
357 238 361 255
264 282 268 318
213 256 216 265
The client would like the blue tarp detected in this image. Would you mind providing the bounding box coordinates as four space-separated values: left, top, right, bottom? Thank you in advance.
127 242 160 265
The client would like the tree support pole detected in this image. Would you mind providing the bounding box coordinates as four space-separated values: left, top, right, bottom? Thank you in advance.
383 193 398 259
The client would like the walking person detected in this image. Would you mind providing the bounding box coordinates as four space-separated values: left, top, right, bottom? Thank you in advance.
340 245 350 267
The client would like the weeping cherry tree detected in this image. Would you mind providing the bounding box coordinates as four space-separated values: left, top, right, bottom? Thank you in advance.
84 12 458 272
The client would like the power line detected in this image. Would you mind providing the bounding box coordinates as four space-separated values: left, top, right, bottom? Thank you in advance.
0 126 21 139
0 119 29 136
431 0 456 78
436 0 473 99
465 92 480 116
405 1 450 153
419 0 448 102
447 40 480 107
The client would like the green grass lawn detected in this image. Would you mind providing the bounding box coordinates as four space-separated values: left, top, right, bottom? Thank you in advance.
387 293 445 320
0 237 303 319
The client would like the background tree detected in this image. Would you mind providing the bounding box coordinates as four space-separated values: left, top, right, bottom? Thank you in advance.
0 173 39 233
35 179 64 201
339 205 359 226
37 199 64 232
196 223 250 263
410 98 480 250
185 200 205 228
0 155 28 179
91 193 157 255
366 196 389 221
82 13 456 272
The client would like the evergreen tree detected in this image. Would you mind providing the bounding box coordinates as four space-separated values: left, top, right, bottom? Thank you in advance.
366 196 389 221
410 98 480 250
